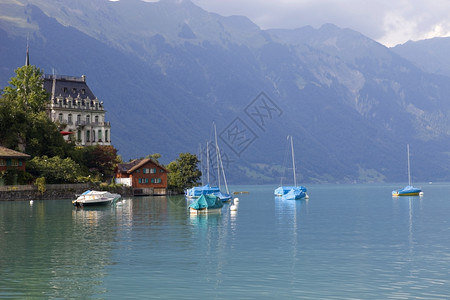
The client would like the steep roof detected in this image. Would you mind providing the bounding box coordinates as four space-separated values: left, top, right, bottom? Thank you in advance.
117 158 169 174
0 146 30 159
43 74 96 100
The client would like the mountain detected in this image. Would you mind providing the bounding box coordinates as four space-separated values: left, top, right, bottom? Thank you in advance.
2 0 450 184
392 37 450 77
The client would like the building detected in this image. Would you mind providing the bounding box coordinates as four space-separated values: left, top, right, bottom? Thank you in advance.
43 74 111 146
0 146 30 185
115 158 169 195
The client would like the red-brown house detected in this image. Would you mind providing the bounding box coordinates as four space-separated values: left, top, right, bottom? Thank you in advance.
115 158 169 195
0 146 30 185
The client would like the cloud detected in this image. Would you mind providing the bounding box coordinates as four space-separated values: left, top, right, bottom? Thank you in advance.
190 0 450 46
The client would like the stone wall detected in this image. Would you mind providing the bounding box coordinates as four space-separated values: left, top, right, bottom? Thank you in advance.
0 183 133 201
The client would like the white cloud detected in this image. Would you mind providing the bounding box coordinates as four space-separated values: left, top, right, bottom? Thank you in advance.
190 0 450 46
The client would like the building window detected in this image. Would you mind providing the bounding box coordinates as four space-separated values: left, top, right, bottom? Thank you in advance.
58 113 63 122
143 168 149 174
72 88 76 94
68 114 72 124
63 87 68 93
81 89 85 94
105 130 109 142
86 130 90 142
98 130 102 142
6 159 11 166
77 130 81 142
151 178 161 184
138 178 149 184
18 160 23 167
86 115 90 124
150 168 156 174
0 159 5 166
95 116 99 124
160 169 164 173
77 114 81 124
92 130 96 142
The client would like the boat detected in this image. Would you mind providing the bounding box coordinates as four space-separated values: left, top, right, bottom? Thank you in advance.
72 190 121 207
185 123 231 202
185 184 220 198
392 144 423 197
274 135 308 200
189 194 223 213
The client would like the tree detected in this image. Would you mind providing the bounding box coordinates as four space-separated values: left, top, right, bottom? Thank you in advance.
0 65 70 157
167 153 201 193
70 145 121 181
27 156 86 184
146 153 161 163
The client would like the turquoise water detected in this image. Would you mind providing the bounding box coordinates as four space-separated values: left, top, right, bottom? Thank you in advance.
1 183 450 299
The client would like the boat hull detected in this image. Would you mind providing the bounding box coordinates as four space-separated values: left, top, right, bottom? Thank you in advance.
73 190 121 207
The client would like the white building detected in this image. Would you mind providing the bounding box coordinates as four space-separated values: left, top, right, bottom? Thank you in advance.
43 74 111 146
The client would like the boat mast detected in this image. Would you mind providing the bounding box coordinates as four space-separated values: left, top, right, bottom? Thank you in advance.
199 143 204 186
206 141 210 184
407 144 411 186
290 135 297 186
214 123 221 189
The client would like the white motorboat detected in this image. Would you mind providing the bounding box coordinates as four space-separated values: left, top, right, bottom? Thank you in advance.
72 190 121 207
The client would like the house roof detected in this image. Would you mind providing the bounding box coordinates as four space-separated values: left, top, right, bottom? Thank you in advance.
43 74 97 101
0 146 30 159
117 158 169 174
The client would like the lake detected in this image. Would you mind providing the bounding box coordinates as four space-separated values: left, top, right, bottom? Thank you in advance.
1 183 450 299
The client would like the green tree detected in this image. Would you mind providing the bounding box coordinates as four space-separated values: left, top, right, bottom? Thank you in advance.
0 65 70 157
146 153 161 163
27 156 86 184
167 152 201 193
70 145 121 181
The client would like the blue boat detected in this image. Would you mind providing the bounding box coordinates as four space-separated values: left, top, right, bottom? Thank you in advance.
392 144 423 197
185 184 220 198
189 194 223 213
392 185 422 196
274 135 308 200
186 123 232 202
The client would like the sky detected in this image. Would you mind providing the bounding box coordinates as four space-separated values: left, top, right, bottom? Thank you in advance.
187 0 450 47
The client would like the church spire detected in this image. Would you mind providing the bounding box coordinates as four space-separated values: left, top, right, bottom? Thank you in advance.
25 37 29 66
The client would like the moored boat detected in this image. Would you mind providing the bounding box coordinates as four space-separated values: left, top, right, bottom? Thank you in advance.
392 144 423 197
189 194 223 213
72 190 121 207
274 135 308 200
392 185 422 196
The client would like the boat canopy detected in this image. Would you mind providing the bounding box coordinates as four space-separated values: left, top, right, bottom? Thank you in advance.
282 187 307 200
274 186 307 196
189 194 223 210
186 184 220 197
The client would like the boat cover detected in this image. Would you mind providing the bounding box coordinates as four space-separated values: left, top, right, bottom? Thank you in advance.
274 186 307 196
282 187 307 200
214 191 232 201
392 185 422 196
189 194 223 210
185 184 220 197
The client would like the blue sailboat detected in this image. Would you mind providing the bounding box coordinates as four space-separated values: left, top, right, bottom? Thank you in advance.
392 144 423 197
185 124 231 201
274 135 308 200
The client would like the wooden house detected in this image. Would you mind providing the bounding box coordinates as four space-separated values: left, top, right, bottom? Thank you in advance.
115 158 169 195
0 146 30 185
